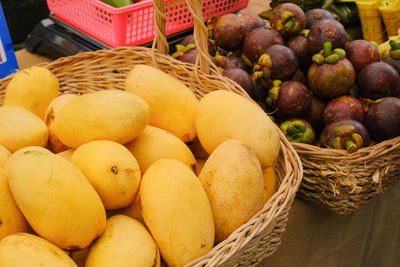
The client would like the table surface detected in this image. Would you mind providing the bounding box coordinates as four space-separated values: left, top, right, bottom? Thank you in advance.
14 1 400 266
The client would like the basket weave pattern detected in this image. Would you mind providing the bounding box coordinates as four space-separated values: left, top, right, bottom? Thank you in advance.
293 138 400 215
0 0 303 262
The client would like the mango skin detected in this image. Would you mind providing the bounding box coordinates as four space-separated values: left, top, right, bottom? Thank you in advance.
125 125 197 173
198 139 264 243
125 64 198 142
0 145 11 167
140 159 215 267
7 148 106 250
71 140 141 210
0 233 77 267
0 169 29 240
53 89 150 149
85 215 160 267
44 94 77 153
195 90 280 168
262 167 277 206
0 105 48 153
3 66 59 120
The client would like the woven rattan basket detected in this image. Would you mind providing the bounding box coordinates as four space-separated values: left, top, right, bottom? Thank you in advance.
0 0 303 265
293 136 400 215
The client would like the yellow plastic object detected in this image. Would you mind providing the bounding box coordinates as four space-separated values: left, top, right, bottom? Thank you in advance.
356 0 385 44
379 1 400 36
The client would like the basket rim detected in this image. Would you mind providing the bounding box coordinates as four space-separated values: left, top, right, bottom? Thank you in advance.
291 135 400 163
0 46 304 266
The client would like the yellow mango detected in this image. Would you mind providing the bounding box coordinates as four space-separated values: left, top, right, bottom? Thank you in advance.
53 89 150 149
195 90 280 168
0 169 29 240
45 94 77 153
140 159 214 267
0 106 48 153
86 215 160 267
198 139 264 243
125 125 196 173
57 148 75 161
0 145 11 167
7 148 106 250
262 167 277 206
3 66 59 120
2 146 52 172
71 140 141 210
125 64 198 142
0 233 76 266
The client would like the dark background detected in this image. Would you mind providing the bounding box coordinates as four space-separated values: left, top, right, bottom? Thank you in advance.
1 0 49 47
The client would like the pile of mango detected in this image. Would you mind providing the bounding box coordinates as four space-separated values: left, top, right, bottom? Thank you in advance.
0 64 281 266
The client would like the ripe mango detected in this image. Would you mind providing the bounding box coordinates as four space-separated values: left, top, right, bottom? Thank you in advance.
125 64 198 142
195 90 280 168
53 89 150 149
0 145 11 167
7 148 106 250
71 140 141 210
0 106 48 152
125 125 197 173
198 139 264 242
86 215 160 267
57 148 74 161
0 169 28 240
140 159 214 267
44 94 77 153
3 66 59 120
0 233 77 266
262 167 277 206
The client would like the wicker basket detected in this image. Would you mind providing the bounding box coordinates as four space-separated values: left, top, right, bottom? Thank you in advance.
293 136 400 215
0 0 303 265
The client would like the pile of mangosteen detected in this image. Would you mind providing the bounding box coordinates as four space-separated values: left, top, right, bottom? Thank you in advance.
171 3 400 152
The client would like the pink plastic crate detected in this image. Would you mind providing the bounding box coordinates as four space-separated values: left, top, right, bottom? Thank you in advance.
46 0 249 48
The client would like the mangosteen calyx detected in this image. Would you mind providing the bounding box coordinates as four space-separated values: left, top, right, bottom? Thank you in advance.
332 126 364 152
266 80 281 108
252 54 272 80
275 11 302 37
280 119 315 144
389 40 400 60
312 42 346 65
172 43 196 59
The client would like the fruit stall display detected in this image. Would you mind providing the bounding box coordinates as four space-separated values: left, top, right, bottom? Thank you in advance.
170 3 400 215
0 0 303 265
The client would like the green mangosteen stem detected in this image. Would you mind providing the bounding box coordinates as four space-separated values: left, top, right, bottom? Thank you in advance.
284 20 294 29
389 40 400 51
172 44 185 59
344 140 358 153
325 54 340 64
323 42 333 58
312 54 325 65
333 48 346 60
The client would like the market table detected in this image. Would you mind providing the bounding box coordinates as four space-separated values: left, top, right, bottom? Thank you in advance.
13 0 400 265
